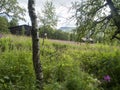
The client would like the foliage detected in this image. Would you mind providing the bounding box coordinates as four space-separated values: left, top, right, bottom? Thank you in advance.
39 26 70 40
9 18 18 27
0 16 9 33
54 30 70 40
77 45 120 89
0 37 35 90
72 0 120 41
38 0 58 28
39 25 55 39
0 0 26 21
0 51 35 90
70 30 77 41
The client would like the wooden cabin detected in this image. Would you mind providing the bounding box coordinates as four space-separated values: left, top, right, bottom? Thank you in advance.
9 25 32 36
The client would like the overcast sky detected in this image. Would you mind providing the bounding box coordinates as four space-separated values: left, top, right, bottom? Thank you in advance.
18 0 80 28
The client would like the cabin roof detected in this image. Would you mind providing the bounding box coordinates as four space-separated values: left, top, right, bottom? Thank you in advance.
9 24 32 29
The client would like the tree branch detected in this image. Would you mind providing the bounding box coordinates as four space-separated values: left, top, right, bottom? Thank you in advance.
111 30 120 40
0 12 12 17
95 15 112 24
100 19 110 31
114 36 120 40
94 3 108 13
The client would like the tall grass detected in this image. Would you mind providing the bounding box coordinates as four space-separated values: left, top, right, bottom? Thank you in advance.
0 35 120 90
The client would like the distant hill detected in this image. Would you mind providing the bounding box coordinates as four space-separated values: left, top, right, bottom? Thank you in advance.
59 27 76 32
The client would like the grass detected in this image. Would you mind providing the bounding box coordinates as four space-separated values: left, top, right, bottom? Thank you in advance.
0 34 120 90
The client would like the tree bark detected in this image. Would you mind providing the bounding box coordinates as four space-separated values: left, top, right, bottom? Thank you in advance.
28 0 43 89
106 0 120 39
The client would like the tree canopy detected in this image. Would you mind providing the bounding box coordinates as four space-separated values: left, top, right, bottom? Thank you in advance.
0 0 26 21
0 16 9 33
38 0 58 28
9 18 19 27
72 0 120 41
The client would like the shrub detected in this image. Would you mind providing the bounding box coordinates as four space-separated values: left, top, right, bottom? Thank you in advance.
79 48 120 89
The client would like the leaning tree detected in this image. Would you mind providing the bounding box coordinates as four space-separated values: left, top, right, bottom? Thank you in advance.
28 0 43 90
72 0 120 40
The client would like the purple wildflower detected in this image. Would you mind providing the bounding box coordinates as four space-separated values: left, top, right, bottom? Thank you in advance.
104 75 111 82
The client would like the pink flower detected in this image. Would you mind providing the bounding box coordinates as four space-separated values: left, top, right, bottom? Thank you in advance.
104 75 111 82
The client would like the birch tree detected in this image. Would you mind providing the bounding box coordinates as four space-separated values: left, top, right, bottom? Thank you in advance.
28 0 43 89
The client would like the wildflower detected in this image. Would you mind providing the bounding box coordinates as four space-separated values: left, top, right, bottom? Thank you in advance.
104 75 111 82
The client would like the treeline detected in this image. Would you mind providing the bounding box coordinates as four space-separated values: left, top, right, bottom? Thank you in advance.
39 25 75 41
0 16 76 41
0 16 119 44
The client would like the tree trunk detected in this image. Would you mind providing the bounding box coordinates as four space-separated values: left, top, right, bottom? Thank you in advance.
28 0 43 89
106 0 120 39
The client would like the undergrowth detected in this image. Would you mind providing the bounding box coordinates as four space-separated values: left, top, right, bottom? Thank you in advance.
0 35 120 90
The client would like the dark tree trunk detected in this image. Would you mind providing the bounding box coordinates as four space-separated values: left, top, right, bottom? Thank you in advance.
106 0 120 39
28 0 43 89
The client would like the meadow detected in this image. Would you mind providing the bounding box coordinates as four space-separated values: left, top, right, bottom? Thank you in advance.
0 35 120 90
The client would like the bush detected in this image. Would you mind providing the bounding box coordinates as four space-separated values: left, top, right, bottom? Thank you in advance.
78 46 120 89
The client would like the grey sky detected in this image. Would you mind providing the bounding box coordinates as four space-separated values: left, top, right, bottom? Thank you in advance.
18 0 80 28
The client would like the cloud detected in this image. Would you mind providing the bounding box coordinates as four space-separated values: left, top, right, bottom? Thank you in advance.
55 6 75 28
18 0 80 28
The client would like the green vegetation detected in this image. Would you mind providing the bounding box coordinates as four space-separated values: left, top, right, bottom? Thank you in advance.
0 35 120 90
0 17 9 34
1 0 120 89
9 18 19 27
0 0 26 21
39 25 70 40
72 0 120 41
38 0 58 27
